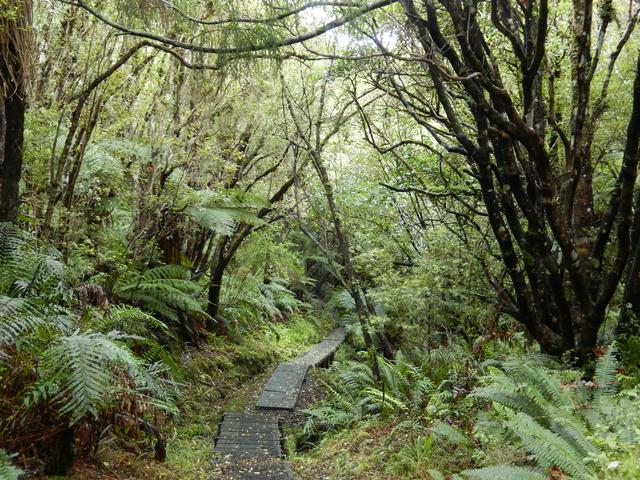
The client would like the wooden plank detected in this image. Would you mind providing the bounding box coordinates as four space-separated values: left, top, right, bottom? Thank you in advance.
216 439 281 452
291 328 345 367
324 327 346 342
214 412 284 458
219 428 280 439
255 388 300 410
263 364 308 393
224 413 280 423
217 433 282 444
214 446 282 457
219 419 279 428
219 425 280 435
293 342 339 366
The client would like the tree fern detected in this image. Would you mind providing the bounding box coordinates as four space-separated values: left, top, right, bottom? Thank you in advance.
187 206 264 236
114 265 207 322
98 304 169 335
40 330 160 424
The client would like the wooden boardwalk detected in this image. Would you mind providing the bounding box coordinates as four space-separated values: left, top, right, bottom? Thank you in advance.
212 327 346 478
255 363 309 410
214 413 283 457
292 327 345 369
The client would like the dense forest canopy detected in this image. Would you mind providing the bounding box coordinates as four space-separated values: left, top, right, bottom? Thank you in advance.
1 0 640 478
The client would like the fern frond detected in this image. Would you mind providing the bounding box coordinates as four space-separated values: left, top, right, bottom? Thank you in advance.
503 409 594 479
40 331 143 424
114 266 207 321
187 206 265 237
593 344 618 401
429 420 471 448
361 386 408 412
0 295 42 346
547 411 597 459
0 449 22 480
143 265 192 281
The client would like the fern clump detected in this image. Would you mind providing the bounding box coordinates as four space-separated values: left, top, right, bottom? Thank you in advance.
469 350 640 479
113 264 208 322
0 224 178 472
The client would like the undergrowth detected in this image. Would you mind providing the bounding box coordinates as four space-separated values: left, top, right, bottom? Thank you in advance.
290 342 640 480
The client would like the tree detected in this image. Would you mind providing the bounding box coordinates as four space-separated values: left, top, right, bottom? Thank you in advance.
0 0 32 222
356 0 640 362
281 64 392 366
37 0 640 360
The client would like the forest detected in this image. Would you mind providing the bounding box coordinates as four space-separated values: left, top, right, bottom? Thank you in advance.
1 0 640 478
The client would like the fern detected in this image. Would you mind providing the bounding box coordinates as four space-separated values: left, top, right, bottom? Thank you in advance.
187 206 264 236
39 330 163 424
429 420 471 448
301 405 353 435
470 353 630 479
593 344 618 401
114 265 208 322
502 409 595 479
0 295 42 347
99 304 169 335
0 449 22 480
0 224 70 353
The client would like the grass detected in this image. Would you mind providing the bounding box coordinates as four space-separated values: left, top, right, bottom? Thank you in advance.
290 416 405 479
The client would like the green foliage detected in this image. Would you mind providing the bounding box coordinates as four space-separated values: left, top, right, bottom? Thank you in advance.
0 224 177 467
0 223 69 353
429 420 471 449
394 435 436 476
39 330 172 424
187 206 265 236
301 346 470 440
114 265 208 322
220 274 306 331
470 350 639 479
0 449 22 480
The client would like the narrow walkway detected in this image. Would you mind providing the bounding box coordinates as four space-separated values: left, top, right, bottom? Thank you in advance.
212 327 345 479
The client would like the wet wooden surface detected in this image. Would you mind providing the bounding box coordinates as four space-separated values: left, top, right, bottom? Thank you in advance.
255 363 309 410
213 413 283 458
293 327 345 368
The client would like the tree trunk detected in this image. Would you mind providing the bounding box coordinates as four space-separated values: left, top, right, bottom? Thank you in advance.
207 238 228 334
311 152 378 376
394 0 640 364
0 3 30 224
0 80 26 223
